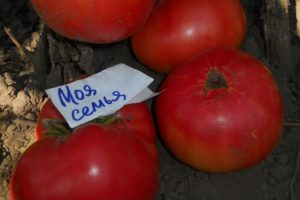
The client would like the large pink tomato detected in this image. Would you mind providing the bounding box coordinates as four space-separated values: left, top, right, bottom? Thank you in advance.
31 0 156 43
10 102 159 200
131 0 246 73
35 99 157 144
155 48 283 172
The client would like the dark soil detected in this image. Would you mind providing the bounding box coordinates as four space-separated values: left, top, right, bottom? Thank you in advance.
0 1 300 200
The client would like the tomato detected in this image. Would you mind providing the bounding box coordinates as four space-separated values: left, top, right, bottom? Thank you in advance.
36 100 156 144
30 0 156 43
131 0 246 73
35 99 64 140
155 48 283 172
10 101 159 199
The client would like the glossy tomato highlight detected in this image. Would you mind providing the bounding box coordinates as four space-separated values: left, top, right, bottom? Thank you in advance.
31 0 155 43
131 0 246 73
10 100 159 200
155 48 283 172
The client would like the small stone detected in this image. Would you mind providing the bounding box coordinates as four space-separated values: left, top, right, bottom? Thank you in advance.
25 112 36 121
6 124 17 133
12 91 31 115
3 72 15 86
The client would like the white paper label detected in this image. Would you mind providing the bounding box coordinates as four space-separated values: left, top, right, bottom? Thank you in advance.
46 63 157 128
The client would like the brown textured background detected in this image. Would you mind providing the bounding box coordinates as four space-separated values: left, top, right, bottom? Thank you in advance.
0 0 300 199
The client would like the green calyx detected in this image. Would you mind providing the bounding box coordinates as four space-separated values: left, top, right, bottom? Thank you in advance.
205 69 229 90
42 118 71 137
42 114 120 137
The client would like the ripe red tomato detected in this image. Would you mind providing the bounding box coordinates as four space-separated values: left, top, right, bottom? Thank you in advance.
30 0 155 43
10 100 158 199
155 48 283 172
35 100 157 144
131 0 246 73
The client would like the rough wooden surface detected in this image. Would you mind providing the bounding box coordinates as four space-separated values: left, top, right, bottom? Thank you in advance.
297 0 300 37
263 0 291 68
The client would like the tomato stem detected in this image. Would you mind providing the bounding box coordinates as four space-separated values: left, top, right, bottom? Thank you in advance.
42 114 120 137
205 69 228 90
93 114 120 125
42 119 71 137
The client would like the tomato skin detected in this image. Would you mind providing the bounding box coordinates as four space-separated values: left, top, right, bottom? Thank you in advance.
36 100 156 144
131 0 246 73
155 48 283 172
35 99 64 140
10 124 158 200
13 77 159 200
30 0 155 43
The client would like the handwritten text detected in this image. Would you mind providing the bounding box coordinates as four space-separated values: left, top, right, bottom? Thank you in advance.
57 84 126 121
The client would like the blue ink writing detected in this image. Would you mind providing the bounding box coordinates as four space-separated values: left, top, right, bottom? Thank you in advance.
71 91 127 121
58 85 97 107
112 91 126 101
